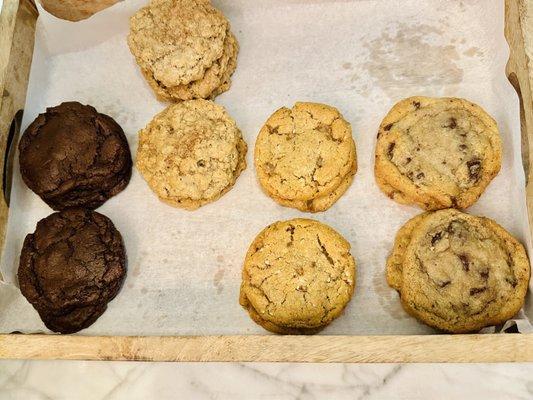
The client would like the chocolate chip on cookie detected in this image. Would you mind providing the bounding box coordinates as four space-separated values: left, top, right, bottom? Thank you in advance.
18 209 127 334
19 102 132 210
240 218 356 334
387 209 530 333
374 97 502 210
255 102 357 212
136 99 247 210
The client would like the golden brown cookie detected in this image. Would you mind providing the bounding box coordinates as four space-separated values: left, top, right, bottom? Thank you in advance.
128 0 227 87
40 0 119 21
140 31 239 102
388 209 530 333
268 160 357 213
136 100 247 210
240 218 356 334
375 97 502 210
254 102 357 212
386 212 430 291
128 0 239 101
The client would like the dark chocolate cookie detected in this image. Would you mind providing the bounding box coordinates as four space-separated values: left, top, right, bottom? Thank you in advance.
19 102 132 210
18 209 127 333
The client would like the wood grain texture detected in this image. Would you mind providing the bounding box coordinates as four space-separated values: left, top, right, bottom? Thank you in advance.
0 0 37 281
0 0 531 363
1 334 532 363
506 0 533 190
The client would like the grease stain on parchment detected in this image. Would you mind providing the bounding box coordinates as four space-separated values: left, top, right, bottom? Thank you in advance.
372 265 408 321
213 267 225 295
464 46 483 57
353 24 464 98
78 95 136 126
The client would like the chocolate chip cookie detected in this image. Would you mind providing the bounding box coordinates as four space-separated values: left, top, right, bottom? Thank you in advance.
18 209 127 334
375 97 502 210
128 0 239 101
19 102 132 210
387 209 530 333
255 102 357 212
240 218 356 334
136 99 247 210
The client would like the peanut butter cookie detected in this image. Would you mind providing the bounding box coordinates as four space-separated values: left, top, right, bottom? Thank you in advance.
387 209 530 333
240 218 356 334
255 102 357 212
136 100 247 210
375 97 502 210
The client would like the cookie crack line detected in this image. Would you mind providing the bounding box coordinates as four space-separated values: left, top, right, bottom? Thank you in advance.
316 235 335 266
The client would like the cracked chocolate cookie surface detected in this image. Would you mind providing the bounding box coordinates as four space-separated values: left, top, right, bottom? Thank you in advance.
255 102 357 212
18 209 127 333
136 99 247 210
19 102 132 210
240 218 356 334
387 209 530 333
375 97 502 210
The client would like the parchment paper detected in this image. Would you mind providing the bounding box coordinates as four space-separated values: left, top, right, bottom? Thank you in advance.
0 0 530 335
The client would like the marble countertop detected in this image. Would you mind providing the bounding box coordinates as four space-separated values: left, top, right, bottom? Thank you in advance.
1 1 533 399
1 361 533 399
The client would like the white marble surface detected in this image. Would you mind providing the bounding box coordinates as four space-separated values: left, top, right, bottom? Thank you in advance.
1 361 533 399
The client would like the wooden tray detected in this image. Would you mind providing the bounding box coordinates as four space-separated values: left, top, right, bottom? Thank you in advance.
0 0 532 363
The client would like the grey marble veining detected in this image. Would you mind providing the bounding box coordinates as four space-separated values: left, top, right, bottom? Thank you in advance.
1 361 533 399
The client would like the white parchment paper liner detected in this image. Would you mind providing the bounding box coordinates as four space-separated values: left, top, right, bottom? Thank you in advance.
0 0 531 335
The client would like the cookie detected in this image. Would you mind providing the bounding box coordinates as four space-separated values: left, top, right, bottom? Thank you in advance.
141 31 239 102
39 0 119 21
375 97 502 210
268 160 357 213
255 102 357 212
240 218 356 334
19 102 132 210
388 209 530 333
128 0 239 101
136 99 247 210
18 209 127 334
386 212 430 291
128 0 227 88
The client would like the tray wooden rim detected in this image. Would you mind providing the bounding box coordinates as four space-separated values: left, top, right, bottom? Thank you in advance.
0 0 532 363
1 334 533 363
